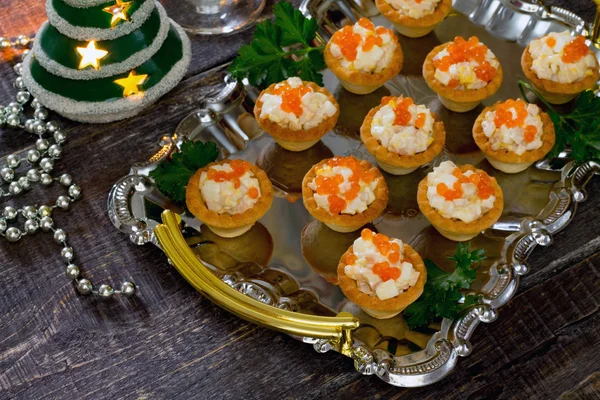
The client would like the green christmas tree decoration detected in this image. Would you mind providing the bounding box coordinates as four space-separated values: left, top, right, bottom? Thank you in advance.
21 0 191 123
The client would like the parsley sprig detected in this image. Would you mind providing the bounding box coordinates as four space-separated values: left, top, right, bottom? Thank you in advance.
403 242 486 329
519 81 600 162
149 140 219 204
228 1 325 89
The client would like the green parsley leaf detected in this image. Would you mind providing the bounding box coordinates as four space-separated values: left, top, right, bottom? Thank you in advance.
519 80 600 163
149 141 219 204
228 1 325 89
403 242 486 329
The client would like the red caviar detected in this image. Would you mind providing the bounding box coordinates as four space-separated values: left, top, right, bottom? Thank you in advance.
248 187 259 199
380 96 416 126
523 125 537 143
494 99 528 128
414 113 426 129
436 167 494 201
433 36 497 83
331 19 394 62
357 17 374 31
546 36 556 48
361 228 374 240
562 35 588 63
207 160 254 192
372 262 401 281
355 228 405 279
272 83 311 117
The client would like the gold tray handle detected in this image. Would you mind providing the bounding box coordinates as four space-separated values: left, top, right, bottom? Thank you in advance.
154 210 360 355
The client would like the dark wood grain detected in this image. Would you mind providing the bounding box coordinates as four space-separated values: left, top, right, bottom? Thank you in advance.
1 1 599 399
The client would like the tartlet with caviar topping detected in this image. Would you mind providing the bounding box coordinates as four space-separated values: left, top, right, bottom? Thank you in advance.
302 156 388 233
417 161 503 241
324 18 403 95
522 31 599 105
473 99 556 173
376 0 452 38
337 228 427 319
254 77 340 151
360 95 446 175
423 36 503 112
186 159 274 238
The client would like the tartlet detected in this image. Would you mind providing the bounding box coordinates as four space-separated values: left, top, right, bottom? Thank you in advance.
423 36 503 112
521 31 599 105
376 0 452 38
417 161 503 241
473 99 556 173
302 156 388 233
254 77 340 151
324 18 403 95
186 159 274 238
360 95 446 175
337 228 427 319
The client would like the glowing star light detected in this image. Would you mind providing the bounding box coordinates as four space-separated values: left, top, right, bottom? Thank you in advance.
76 40 108 70
102 0 134 28
114 71 148 97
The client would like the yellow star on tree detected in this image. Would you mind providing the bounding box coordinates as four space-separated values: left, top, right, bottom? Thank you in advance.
114 71 148 97
102 0 134 28
76 40 108 70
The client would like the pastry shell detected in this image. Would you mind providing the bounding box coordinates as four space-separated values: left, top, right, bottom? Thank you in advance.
521 45 599 104
254 81 340 151
376 0 452 38
360 103 446 174
473 102 556 173
417 164 504 241
324 34 403 94
337 243 427 319
423 43 503 111
302 156 389 232
186 160 274 237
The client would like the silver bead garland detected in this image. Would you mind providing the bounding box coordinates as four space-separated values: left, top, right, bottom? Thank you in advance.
0 35 135 299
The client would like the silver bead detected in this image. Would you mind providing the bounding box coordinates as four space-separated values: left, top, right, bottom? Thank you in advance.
24 119 35 132
5 227 21 242
59 173 72 187
31 98 42 109
16 35 30 47
13 63 22 76
0 219 6 232
17 176 30 190
7 102 21 114
8 181 22 195
33 108 48 121
6 113 20 127
26 168 40 182
21 49 30 58
54 228 66 243
14 77 25 90
53 130 67 144
61 246 74 262
6 154 21 169
39 158 54 173
40 173 53 186
32 120 46 135
48 144 62 159
66 264 80 280
22 205 37 219
0 37 10 49
23 219 38 234
40 216 53 231
35 138 49 152
98 284 114 300
15 90 30 104
56 195 70 210
45 121 59 133
77 279 93 295
27 149 41 163
120 281 136 297
3 206 17 220
38 205 52 217
68 184 81 200
1 167 14 182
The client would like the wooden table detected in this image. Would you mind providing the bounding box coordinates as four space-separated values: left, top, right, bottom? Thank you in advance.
1 1 599 398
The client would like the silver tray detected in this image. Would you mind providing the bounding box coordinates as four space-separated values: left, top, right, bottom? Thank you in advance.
108 0 600 387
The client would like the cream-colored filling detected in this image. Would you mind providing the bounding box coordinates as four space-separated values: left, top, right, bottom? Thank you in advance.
481 103 543 156
433 46 499 90
387 0 440 19
199 164 260 215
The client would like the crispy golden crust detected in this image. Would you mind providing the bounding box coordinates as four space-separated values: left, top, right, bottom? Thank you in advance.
417 164 504 235
337 244 427 311
360 103 446 168
186 160 274 228
376 0 452 28
423 43 504 103
473 102 556 164
254 81 340 142
324 35 403 87
301 157 389 228
521 45 599 95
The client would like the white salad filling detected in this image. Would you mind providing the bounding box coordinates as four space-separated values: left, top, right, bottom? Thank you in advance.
481 103 544 155
200 164 261 215
387 0 440 19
